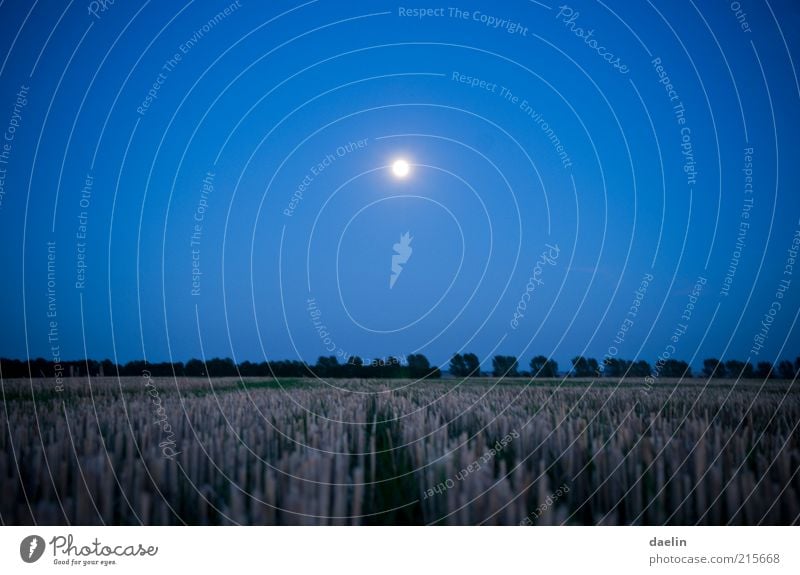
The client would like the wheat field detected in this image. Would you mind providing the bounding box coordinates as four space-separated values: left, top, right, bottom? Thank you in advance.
1 376 798 525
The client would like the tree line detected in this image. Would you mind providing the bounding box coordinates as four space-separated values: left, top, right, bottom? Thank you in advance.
0 354 442 380
1 354 799 380
449 353 800 379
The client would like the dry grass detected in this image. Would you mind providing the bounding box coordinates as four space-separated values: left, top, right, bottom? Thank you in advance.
1 376 798 525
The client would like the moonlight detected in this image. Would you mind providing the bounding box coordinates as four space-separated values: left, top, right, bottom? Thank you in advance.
392 159 410 178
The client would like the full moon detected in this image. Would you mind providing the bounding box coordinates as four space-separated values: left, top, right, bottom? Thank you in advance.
392 159 410 178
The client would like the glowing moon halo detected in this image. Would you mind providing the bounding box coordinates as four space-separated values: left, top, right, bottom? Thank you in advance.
391 159 410 178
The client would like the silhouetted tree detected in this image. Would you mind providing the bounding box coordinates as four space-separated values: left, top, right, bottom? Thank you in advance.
724 360 754 378
407 354 429 374
344 356 363 378
601 358 631 377
778 360 795 380
150 361 182 377
100 359 116 377
659 359 690 378
571 356 598 377
450 353 481 377
756 361 773 379
239 361 261 377
628 360 652 377
449 353 467 377
122 360 148 376
463 353 481 377
407 354 440 378
0 358 27 378
492 355 519 377
702 358 726 378
315 356 340 377
529 355 558 378
205 357 237 377
85 359 100 376
185 359 205 376
381 356 403 378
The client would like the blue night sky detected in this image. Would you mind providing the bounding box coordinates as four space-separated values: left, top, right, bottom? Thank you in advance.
1 0 799 372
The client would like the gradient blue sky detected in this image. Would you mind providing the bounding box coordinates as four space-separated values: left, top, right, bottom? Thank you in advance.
1 0 799 372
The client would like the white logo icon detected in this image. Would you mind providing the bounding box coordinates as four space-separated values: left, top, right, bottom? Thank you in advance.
390 232 413 289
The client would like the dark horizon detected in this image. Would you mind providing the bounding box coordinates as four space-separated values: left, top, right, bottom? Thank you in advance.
4 352 798 380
